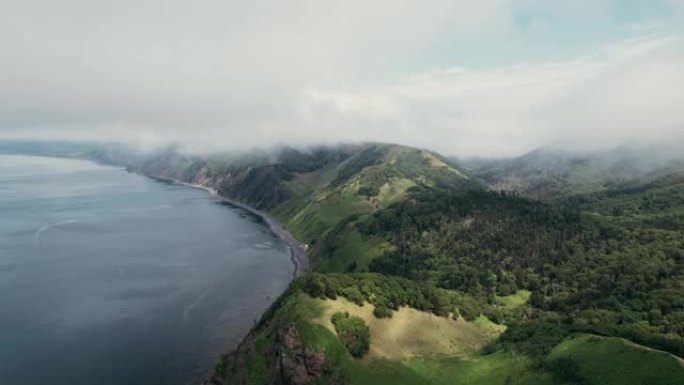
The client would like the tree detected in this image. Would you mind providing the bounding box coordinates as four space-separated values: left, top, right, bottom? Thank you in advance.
331 312 371 358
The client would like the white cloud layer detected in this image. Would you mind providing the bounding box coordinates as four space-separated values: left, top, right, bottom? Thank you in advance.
1 0 683 156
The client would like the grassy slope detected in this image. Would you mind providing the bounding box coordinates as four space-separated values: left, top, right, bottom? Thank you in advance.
346 350 555 385
221 289 554 385
312 298 503 360
335 299 684 385
495 290 531 309
221 287 683 385
316 228 392 273
269 143 475 270
550 335 684 385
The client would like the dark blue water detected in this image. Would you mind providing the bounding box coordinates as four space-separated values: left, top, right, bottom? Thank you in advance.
0 155 293 385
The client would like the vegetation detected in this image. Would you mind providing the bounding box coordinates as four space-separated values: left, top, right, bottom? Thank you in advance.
312 296 503 361
331 312 370 358
360 185 684 358
29 140 682 384
296 273 495 321
549 334 684 385
210 287 684 385
547 357 586 385
267 144 478 264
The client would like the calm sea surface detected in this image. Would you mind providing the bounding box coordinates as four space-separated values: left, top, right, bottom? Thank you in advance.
0 155 293 385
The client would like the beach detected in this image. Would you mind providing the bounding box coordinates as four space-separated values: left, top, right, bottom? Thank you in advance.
147 175 310 279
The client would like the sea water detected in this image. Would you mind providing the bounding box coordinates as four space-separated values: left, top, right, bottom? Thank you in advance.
0 155 292 385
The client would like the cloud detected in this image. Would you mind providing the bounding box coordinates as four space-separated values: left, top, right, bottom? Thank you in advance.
302 34 684 156
0 1 682 156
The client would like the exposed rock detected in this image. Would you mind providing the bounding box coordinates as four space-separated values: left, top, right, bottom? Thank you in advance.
277 324 325 385
204 322 328 385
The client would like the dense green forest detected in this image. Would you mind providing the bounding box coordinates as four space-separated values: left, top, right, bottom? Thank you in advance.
364 185 684 357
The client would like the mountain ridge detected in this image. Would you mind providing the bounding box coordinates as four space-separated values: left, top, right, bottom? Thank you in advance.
1 140 683 385
467 142 684 199
123 142 481 267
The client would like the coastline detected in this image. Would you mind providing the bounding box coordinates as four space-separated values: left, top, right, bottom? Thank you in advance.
147 175 310 279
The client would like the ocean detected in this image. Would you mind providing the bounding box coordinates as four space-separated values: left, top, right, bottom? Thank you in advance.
0 155 292 385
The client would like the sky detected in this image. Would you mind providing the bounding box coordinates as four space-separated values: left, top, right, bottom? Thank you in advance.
1 0 683 157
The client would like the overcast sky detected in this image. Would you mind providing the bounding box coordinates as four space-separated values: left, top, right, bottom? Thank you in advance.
1 0 683 157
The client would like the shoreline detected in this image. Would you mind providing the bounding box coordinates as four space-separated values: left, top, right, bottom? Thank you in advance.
147 175 310 279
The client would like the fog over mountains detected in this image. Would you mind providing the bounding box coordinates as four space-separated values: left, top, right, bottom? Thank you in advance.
3 2 684 385
1 1 683 157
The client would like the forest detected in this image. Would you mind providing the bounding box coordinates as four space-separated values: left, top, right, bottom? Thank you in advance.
358 183 684 357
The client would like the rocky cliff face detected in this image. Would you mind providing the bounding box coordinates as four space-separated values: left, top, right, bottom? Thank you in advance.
206 323 340 385
129 146 358 211
128 151 294 210
276 324 327 385
185 163 295 210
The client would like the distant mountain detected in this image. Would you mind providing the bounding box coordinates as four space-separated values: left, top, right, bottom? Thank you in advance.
126 143 482 269
0 139 97 158
0 139 148 166
471 143 684 199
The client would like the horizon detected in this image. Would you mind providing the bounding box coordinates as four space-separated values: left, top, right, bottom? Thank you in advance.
1 1 683 157
2 136 684 163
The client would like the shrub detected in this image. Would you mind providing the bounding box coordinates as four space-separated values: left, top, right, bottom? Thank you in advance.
548 357 586 384
373 305 393 319
483 308 504 324
459 302 480 322
358 185 379 198
499 321 570 361
331 312 370 358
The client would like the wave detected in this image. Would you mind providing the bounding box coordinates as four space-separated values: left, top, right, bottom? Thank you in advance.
181 291 209 325
34 219 76 247
254 242 273 249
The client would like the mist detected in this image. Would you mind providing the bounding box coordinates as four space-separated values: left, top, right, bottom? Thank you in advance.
1 1 683 158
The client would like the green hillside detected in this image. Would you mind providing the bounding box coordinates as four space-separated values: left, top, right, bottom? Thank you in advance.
549 335 684 385
115 142 683 385
212 274 684 385
272 144 480 270
7 140 681 385
132 143 481 269
212 145 684 385
210 275 553 385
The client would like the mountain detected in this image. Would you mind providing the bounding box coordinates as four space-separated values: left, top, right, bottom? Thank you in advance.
125 143 481 270
471 143 684 199
0 139 95 156
0 139 154 167
2 140 683 385
210 182 684 385
178 143 682 385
